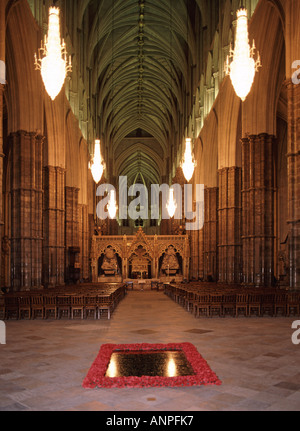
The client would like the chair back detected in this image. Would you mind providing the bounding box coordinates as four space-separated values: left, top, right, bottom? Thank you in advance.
18 296 31 306
71 295 84 306
44 295 56 306
31 295 43 306
57 295 71 306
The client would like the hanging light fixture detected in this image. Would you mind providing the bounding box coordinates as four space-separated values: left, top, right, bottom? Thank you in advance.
166 187 177 218
225 7 261 102
181 138 195 182
89 139 104 184
34 6 72 100
107 190 118 219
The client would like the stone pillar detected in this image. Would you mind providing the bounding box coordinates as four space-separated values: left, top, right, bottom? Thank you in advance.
0 84 4 287
198 227 204 280
65 187 80 281
190 228 199 280
287 81 300 289
83 204 90 280
203 187 218 281
65 187 79 247
218 167 242 284
78 203 89 281
10 131 44 291
43 166 65 287
241 134 275 287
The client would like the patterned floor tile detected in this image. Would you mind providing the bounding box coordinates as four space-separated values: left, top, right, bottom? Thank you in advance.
0 290 299 411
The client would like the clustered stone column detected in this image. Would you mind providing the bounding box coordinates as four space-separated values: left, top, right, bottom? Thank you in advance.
0 84 4 286
190 227 199 280
241 133 275 287
65 186 79 281
203 187 218 281
78 203 89 280
10 131 44 291
218 167 242 284
0 4 4 283
286 80 300 290
43 166 65 287
198 226 204 280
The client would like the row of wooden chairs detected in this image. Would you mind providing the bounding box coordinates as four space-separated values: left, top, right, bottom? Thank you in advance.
1 284 127 320
164 283 300 318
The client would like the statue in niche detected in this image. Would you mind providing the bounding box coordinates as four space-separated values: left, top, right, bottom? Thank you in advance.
160 245 180 276
101 247 119 275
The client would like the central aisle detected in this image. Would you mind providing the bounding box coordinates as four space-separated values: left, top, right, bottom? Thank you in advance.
0 289 298 411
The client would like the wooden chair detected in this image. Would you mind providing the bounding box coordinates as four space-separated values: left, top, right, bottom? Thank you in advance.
18 295 31 319
222 294 236 317
236 293 248 317
209 294 223 317
174 287 185 305
194 294 210 318
274 293 287 317
43 294 57 319
261 293 275 317
71 295 85 319
85 295 98 319
184 291 195 312
57 295 71 319
31 295 44 319
248 293 261 317
287 292 300 317
97 295 112 319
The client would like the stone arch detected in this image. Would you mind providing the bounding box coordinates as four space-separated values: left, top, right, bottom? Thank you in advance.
241 0 285 136
158 244 183 278
199 106 218 188
97 244 123 278
5 0 43 134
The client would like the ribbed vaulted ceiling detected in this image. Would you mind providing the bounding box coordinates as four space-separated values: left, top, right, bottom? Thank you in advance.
77 0 213 185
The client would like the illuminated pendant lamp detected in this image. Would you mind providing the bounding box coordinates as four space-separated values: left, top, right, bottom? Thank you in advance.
89 139 104 184
225 7 261 102
34 6 72 100
107 190 118 219
166 188 177 218
181 138 195 182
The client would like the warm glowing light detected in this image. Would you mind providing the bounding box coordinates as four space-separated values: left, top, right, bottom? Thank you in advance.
166 188 177 218
225 8 261 102
34 7 72 100
107 190 118 219
167 357 177 377
181 138 195 182
106 358 117 378
90 139 104 184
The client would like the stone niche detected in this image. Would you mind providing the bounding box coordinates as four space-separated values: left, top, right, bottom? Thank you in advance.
98 246 122 283
90 228 190 284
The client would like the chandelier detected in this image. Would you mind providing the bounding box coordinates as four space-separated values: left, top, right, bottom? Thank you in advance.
181 138 195 182
166 188 177 218
34 6 72 101
89 139 105 184
107 190 118 219
225 8 261 102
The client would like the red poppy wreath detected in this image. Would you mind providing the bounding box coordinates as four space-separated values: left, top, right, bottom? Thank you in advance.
82 342 221 389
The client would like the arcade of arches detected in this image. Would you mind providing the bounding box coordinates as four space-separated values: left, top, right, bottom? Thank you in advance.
0 0 299 293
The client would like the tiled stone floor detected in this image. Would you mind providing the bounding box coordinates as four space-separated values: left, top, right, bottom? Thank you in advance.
0 290 300 411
